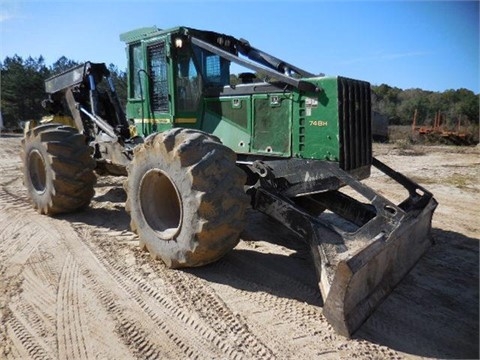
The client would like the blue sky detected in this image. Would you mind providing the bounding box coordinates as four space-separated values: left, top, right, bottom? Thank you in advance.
1 0 479 93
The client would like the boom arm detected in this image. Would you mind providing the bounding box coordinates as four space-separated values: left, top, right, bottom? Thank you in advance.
185 28 321 93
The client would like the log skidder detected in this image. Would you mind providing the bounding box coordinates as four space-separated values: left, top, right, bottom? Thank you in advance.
124 128 249 268
20 25 438 337
21 124 96 215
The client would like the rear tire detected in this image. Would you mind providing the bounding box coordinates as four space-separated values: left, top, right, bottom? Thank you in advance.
21 124 96 215
125 128 248 268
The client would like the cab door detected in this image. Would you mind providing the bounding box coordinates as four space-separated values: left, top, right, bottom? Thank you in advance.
173 43 201 127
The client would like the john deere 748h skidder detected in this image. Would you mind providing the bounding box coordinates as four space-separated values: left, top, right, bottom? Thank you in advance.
21 26 437 336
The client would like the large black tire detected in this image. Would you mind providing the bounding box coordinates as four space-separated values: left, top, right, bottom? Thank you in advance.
21 124 96 215
124 128 248 268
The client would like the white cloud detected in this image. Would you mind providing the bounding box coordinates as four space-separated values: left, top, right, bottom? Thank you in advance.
0 0 22 23
0 12 13 22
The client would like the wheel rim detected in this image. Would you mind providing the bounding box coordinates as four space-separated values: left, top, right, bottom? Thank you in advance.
140 169 182 239
28 150 47 194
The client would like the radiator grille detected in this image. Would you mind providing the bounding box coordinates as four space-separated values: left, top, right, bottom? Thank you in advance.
338 77 372 171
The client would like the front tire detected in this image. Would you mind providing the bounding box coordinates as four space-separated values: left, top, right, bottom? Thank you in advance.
125 128 248 268
21 124 96 215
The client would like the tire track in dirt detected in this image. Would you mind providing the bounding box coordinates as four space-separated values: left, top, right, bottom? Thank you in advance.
193 256 329 356
0 198 59 358
0 181 55 360
0 136 22 158
55 221 209 359
56 254 91 360
75 223 274 359
11 301 54 350
5 311 51 360
0 198 131 359
24 251 59 304
0 184 89 358
83 275 186 360
0 185 31 213
86 256 214 359
17 252 58 337
159 266 276 359
0 181 172 359
192 253 403 359
0 212 45 267
0 165 20 184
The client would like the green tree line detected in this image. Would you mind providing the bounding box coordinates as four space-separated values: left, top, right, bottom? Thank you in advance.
1 55 127 129
372 84 479 129
1 54 478 131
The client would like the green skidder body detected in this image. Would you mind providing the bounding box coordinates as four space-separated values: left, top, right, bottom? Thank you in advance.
121 27 371 179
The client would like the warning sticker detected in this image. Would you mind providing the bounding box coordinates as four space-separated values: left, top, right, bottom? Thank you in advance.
305 97 318 116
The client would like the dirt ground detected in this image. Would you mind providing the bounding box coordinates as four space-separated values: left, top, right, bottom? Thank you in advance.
0 134 478 359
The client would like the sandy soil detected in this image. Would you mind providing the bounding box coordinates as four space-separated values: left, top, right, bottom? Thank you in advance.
0 134 478 359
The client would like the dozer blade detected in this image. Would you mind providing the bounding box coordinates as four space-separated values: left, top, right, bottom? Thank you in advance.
316 194 437 337
253 157 437 337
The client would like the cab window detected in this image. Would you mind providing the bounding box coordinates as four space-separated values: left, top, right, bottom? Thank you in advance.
147 42 169 113
175 46 201 112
